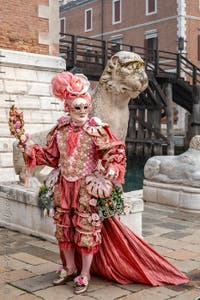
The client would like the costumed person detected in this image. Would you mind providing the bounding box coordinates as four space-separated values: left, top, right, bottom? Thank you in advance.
16 71 189 295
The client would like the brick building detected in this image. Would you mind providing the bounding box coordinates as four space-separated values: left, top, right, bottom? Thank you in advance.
0 0 65 181
60 0 200 66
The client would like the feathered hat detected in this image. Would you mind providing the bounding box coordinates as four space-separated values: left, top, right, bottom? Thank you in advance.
51 71 91 112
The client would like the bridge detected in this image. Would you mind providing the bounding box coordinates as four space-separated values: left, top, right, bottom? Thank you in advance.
60 33 200 156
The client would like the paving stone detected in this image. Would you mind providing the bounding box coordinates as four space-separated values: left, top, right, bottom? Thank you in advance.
9 252 48 265
180 232 200 244
0 284 25 299
10 272 56 292
27 240 59 253
86 276 110 292
0 266 10 273
150 245 169 255
183 243 200 253
115 283 149 293
170 288 200 299
171 259 200 273
0 269 34 284
156 222 187 230
15 294 42 300
87 284 131 299
165 249 200 261
119 288 170 300
0 255 28 270
35 285 74 299
25 261 60 275
160 231 191 240
145 226 173 238
170 211 200 223
145 236 187 251
142 217 162 224
144 204 175 214
142 230 154 237
19 245 60 263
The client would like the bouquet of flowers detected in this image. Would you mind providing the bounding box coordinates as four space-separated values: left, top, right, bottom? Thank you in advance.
38 183 54 217
97 186 125 219
38 168 60 217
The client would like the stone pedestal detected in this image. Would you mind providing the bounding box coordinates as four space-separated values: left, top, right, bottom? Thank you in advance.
143 179 200 212
0 182 144 242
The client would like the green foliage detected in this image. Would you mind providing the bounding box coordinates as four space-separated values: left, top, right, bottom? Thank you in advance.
38 184 54 214
97 186 124 219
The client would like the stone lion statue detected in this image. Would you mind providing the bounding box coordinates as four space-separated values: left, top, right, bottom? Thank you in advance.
13 51 148 187
144 135 200 188
92 51 148 142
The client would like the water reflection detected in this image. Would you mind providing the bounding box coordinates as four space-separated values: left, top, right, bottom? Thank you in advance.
123 155 148 192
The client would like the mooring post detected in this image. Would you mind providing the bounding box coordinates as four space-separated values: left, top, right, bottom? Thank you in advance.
163 82 174 155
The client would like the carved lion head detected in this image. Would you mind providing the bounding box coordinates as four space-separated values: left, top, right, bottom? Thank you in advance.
100 51 148 98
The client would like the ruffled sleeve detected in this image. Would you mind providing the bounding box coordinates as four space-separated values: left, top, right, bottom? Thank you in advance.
94 126 126 184
26 131 59 169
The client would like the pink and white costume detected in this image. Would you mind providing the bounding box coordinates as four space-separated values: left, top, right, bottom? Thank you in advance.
27 116 126 254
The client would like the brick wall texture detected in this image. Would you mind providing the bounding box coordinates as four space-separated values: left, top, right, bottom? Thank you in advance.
60 0 200 66
0 0 49 54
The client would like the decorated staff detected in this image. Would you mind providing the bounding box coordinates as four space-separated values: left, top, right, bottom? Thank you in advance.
8 105 29 186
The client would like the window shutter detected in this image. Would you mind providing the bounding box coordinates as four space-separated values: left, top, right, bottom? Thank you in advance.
114 0 120 22
148 0 155 13
86 10 91 30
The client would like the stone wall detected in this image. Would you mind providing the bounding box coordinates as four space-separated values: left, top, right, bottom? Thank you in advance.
0 48 66 182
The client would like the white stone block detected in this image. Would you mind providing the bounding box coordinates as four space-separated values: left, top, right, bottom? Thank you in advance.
0 137 15 152
38 5 50 19
39 32 50 46
37 71 55 83
0 183 54 241
143 180 200 211
40 97 64 111
0 108 8 121
29 110 54 124
0 168 18 181
4 80 27 94
157 188 179 206
121 212 142 237
0 124 11 137
25 124 52 134
0 79 4 92
28 82 50 96
0 152 13 167
15 68 37 81
143 185 157 203
180 192 200 210
51 111 63 122
0 66 16 79
0 49 66 71
0 94 18 107
120 192 144 236
18 95 40 109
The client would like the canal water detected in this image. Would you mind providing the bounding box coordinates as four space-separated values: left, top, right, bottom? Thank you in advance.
123 155 148 192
